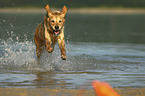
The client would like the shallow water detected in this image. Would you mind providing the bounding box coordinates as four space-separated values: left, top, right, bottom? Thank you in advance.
0 12 145 89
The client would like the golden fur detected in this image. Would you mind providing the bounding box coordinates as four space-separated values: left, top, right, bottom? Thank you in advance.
34 4 68 60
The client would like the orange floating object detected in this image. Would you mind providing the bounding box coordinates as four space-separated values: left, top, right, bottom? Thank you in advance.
92 80 120 96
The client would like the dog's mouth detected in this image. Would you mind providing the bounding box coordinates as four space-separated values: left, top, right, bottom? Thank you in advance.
53 30 60 35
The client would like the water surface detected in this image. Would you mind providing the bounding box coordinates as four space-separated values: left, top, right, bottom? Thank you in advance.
0 12 145 89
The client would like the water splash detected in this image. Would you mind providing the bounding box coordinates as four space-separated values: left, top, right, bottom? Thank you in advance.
0 38 37 71
0 38 95 72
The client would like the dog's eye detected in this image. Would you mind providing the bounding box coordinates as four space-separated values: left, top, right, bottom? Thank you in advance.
59 20 62 23
51 20 54 23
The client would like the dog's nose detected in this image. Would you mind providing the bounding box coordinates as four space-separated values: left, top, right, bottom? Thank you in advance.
55 25 59 30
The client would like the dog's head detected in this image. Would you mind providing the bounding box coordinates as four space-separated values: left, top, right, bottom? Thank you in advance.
45 4 68 35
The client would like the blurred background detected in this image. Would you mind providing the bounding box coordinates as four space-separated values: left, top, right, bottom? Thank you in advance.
1 0 145 8
1 0 145 43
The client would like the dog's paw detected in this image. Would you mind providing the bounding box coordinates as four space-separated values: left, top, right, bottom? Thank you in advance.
47 47 53 53
61 54 66 60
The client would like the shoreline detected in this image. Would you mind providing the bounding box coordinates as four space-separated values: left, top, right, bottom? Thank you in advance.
0 87 145 96
1 8 145 14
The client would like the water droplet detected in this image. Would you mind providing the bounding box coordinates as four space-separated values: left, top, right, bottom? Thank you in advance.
10 23 13 27
2 19 6 22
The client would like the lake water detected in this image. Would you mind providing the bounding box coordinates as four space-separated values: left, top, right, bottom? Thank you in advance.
0 12 145 89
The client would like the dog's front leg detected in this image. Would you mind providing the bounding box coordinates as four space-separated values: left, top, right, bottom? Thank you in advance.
46 40 53 53
58 34 66 60
45 32 53 53
44 24 53 53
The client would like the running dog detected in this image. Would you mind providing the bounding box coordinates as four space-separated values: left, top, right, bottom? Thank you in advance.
34 4 68 60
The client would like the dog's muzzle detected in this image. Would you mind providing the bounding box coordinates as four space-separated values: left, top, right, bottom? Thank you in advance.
53 25 60 35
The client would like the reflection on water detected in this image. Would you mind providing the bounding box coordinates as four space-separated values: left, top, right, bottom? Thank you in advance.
0 12 145 88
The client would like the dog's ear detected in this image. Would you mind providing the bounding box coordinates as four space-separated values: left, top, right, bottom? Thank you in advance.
45 4 53 16
61 6 68 17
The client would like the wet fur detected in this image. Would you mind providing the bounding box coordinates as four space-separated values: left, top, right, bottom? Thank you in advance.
34 4 68 60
